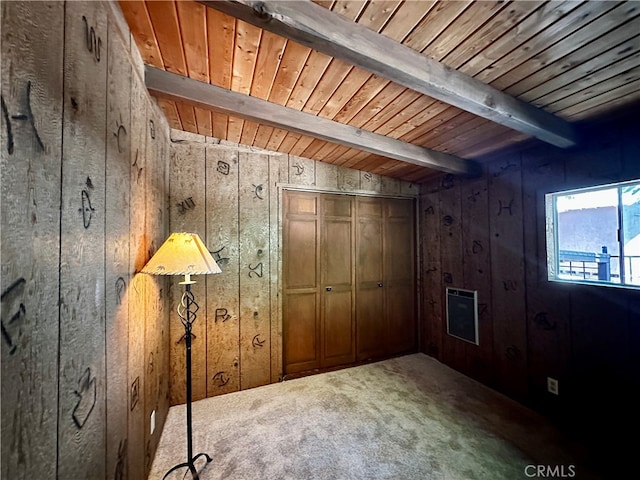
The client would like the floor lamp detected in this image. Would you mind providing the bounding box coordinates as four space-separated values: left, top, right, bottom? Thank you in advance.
142 232 221 480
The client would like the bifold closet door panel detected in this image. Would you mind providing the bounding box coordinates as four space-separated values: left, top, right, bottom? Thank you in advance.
283 192 320 373
385 199 417 355
284 292 320 373
356 198 386 361
321 195 356 367
283 191 416 374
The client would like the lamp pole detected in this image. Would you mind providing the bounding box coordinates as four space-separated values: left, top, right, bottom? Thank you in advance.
163 279 212 480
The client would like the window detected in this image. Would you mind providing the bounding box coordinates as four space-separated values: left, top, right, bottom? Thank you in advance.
545 179 640 289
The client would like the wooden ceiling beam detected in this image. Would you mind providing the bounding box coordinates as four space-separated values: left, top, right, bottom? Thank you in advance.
145 66 481 176
200 0 578 148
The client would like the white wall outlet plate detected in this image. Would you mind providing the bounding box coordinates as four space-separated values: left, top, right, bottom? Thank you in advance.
547 377 559 395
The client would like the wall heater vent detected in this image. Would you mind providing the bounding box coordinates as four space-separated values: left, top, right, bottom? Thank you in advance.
446 288 479 345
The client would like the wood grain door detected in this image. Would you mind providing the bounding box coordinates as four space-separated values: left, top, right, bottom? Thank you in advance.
284 191 415 374
283 192 320 374
384 198 416 355
320 195 356 368
356 197 386 361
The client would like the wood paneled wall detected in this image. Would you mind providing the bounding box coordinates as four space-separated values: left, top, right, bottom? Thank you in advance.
420 112 640 476
1 2 171 479
168 130 418 404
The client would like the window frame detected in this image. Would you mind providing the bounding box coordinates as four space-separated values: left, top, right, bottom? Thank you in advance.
545 179 640 290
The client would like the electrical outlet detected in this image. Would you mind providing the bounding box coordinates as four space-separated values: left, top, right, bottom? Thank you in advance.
547 377 559 395
150 410 156 435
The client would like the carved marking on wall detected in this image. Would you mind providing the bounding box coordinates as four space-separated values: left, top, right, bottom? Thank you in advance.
442 215 454 226
467 190 480 203
1 96 13 154
211 246 230 266
362 172 372 182
176 331 197 344
72 367 97 429
130 376 139 411
478 303 489 318
115 277 126 305
426 298 437 308
292 163 304 175
443 272 453 284
114 438 127 480
494 160 517 176
217 160 230 175
472 240 484 254
80 189 96 228
252 334 265 348
176 196 195 215
1 277 26 355
212 371 230 387
147 352 154 374
502 280 519 291
147 240 157 265
504 345 521 361
215 308 231 323
441 174 454 190
252 184 264 200
149 119 155 139
425 266 437 275
113 116 127 154
248 262 263 278
132 149 143 184
424 206 435 216
82 15 101 62
1 81 44 154
534 312 557 331
497 199 514 216
532 162 551 175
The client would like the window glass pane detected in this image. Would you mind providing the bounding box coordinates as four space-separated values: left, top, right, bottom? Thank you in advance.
622 182 640 286
556 188 619 283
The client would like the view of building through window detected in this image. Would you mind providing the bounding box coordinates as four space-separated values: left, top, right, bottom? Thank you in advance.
547 180 640 288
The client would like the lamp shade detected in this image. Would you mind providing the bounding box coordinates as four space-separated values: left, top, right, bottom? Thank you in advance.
141 232 221 276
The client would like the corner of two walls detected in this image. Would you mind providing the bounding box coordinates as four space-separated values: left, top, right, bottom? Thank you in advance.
419 117 640 435
167 129 419 404
2 1 171 479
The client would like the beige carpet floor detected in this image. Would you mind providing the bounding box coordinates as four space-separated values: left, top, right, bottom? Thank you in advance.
149 354 601 480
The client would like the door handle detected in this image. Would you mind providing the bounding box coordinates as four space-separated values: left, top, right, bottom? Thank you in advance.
378 282 383 287
325 286 332 291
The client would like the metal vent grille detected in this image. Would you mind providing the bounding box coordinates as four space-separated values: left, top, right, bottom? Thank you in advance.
446 288 479 345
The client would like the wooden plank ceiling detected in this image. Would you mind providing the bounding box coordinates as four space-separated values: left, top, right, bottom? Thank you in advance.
120 0 640 183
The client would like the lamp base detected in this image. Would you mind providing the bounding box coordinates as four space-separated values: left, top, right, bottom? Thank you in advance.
162 452 213 480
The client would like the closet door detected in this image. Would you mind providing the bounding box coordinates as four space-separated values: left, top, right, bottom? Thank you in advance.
283 192 320 374
385 198 416 355
320 195 356 367
283 191 416 375
356 197 386 361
